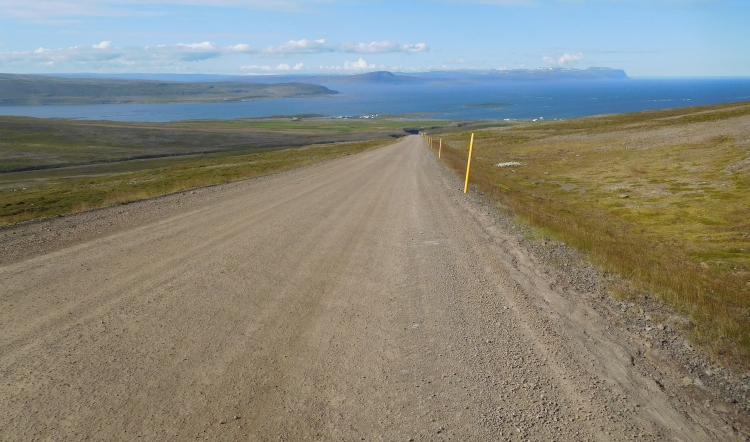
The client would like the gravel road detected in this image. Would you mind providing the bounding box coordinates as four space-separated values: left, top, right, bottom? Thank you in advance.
1 135 748 440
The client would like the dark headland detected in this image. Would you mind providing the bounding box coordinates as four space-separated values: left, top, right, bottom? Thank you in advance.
0 73 338 106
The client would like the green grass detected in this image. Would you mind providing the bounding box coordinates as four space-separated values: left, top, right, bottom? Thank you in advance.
433 101 750 366
0 115 455 225
177 118 450 132
0 139 390 226
0 116 448 173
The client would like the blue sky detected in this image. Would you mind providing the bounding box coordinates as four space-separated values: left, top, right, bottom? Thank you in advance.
0 0 747 77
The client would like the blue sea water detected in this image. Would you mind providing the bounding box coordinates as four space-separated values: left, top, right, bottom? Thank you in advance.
1 78 749 122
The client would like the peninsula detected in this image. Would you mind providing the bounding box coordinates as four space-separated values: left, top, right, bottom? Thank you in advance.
0 73 338 105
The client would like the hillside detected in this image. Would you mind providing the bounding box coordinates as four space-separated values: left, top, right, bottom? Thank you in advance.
0 74 338 105
434 101 750 364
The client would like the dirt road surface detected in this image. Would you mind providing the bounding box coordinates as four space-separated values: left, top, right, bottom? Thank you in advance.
1 135 748 441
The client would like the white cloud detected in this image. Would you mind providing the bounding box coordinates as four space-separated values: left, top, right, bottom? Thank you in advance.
340 41 429 54
0 0 712 20
241 64 269 71
311 58 377 72
340 41 398 54
1 0 115 18
0 40 261 71
229 43 253 53
561 52 585 63
0 36 429 73
158 41 222 61
241 62 305 72
343 58 375 70
0 0 326 19
261 39 332 56
176 41 216 50
400 43 428 54
542 52 585 66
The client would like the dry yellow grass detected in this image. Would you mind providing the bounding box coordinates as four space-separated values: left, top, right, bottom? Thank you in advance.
433 102 750 366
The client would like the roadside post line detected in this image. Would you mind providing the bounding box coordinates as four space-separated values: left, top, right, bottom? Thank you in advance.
463 133 475 194
439 138 442 159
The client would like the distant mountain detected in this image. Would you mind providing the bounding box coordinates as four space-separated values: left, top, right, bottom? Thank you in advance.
307 71 425 85
0 73 337 105
285 68 627 86
44 68 627 88
489 67 628 81
47 71 425 85
407 67 629 84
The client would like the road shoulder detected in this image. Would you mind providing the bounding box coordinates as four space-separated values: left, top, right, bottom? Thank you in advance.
431 147 750 438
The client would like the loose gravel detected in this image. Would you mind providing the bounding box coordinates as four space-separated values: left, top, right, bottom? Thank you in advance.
1 136 748 440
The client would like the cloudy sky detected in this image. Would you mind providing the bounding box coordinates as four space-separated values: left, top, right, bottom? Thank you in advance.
0 0 747 77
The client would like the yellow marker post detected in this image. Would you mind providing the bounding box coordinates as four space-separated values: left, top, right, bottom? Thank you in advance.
439 138 442 159
463 133 475 194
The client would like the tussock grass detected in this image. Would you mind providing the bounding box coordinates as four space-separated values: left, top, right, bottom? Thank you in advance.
435 101 750 366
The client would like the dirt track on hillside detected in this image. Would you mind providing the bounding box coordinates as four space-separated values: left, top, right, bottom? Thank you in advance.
1 135 748 440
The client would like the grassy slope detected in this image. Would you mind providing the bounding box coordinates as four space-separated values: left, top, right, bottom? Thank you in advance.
0 74 335 105
0 117 450 225
0 139 390 225
0 116 445 173
433 102 750 365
